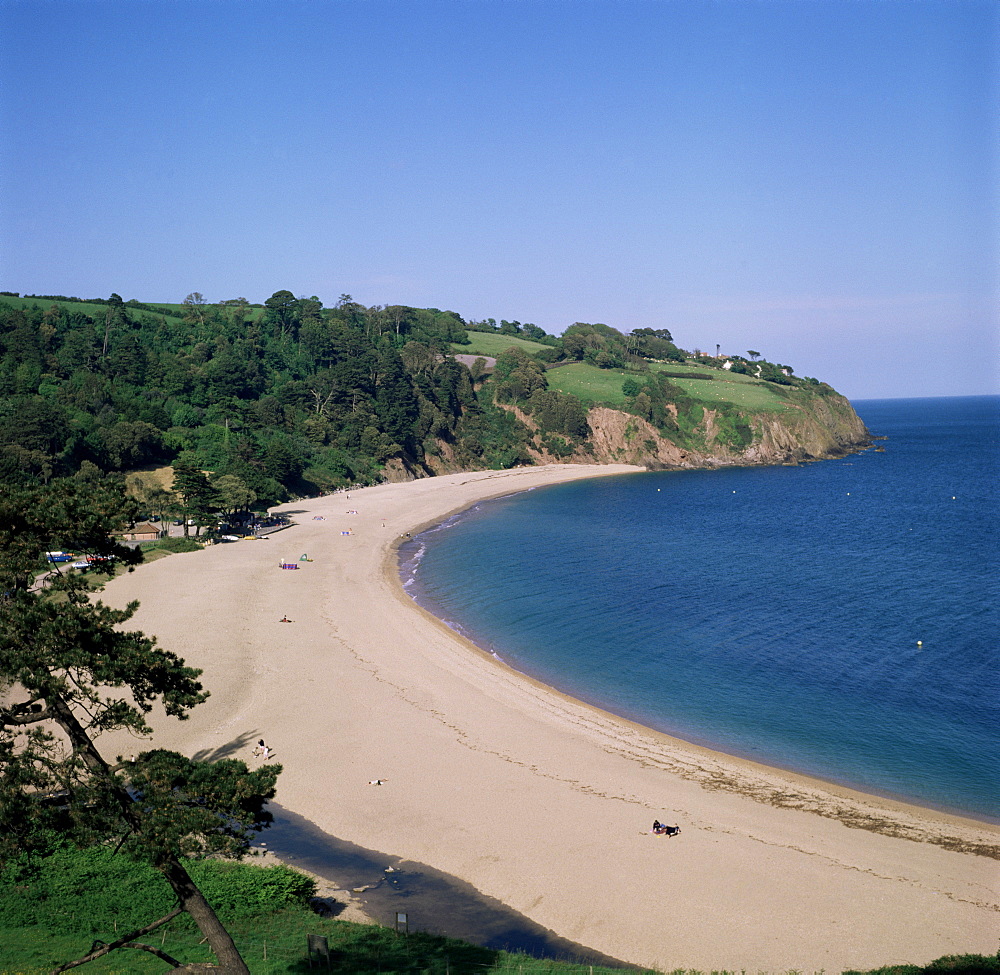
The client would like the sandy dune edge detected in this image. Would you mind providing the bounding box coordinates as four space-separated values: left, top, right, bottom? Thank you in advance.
98 464 999 972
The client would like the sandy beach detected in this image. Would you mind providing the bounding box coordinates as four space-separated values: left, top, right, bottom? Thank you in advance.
99 464 1000 972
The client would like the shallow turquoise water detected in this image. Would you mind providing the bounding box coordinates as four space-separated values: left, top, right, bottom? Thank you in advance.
400 396 999 821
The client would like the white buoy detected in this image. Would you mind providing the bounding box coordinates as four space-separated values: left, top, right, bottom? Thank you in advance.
917 641 923 647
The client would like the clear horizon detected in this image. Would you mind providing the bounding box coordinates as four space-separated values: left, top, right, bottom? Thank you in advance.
2 0 996 401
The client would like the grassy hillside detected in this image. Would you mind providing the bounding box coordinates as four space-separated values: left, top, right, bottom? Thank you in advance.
452 332 552 357
648 361 772 383
0 295 136 319
3 294 268 321
547 361 794 412
543 362 634 405
649 363 795 411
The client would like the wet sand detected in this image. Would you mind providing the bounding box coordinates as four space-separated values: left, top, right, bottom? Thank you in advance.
99 465 1000 972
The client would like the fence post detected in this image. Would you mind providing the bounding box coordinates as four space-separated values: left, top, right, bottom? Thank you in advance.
307 934 331 970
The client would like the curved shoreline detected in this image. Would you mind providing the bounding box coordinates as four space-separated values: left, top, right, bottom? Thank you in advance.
395 497 997 830
384 483 998 849
99 464 1000 972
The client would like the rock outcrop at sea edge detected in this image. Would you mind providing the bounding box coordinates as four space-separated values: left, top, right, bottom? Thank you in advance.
533 391 872 470
403 387 872 478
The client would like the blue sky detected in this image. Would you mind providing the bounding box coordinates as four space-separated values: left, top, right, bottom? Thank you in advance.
1 0 996 399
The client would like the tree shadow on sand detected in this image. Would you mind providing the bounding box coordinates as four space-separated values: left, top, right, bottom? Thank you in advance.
191 732 264 763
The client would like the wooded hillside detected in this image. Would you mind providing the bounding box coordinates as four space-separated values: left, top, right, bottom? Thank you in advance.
0 290 857 509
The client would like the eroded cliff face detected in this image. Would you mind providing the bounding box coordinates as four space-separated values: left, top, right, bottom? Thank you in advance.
412 390 871 477
740 394 872 465
528 391 872 470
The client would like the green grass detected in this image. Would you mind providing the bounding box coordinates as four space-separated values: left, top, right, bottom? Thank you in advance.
0 295 264 319
545 362 793 412
544 363 633 405
4 910 995 975
138 536 203 554
649 361 764 384
2 849 638 975
0 296 127 319
2 851 994 975
657 378 792 412
1 909 528 975
647 363 794 411
452 333 552 358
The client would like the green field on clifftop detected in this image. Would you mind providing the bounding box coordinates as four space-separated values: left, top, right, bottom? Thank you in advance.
546 361 795 412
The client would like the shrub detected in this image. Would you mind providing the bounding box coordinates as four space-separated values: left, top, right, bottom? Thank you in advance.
186 861 316 917
540 434 576 458
0 846 175 934
0 846 315 935
140 536 203 554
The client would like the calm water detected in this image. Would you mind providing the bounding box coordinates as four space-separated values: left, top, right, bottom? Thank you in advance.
400 397 999 821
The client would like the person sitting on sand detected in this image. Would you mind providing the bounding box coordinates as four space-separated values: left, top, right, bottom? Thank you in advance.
279 616 292 623
253 739 266 756
653 821 681 836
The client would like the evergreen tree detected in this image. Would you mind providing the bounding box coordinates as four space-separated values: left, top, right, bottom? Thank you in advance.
375 346 418 454
171 462 218 536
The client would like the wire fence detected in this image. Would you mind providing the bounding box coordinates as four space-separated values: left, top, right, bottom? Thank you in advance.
110 927 813 975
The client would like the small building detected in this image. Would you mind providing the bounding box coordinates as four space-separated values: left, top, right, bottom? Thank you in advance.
117 521 163 542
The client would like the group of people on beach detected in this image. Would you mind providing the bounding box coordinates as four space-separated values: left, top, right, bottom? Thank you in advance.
253 739 273 760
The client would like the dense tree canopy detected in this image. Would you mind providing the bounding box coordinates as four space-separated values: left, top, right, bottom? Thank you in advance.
0 292 499 500
0 289 817 508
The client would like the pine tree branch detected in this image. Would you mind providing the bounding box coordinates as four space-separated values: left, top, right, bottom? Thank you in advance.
49 907 183 973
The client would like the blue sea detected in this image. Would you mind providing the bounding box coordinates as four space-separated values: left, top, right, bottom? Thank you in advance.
400 396 999 822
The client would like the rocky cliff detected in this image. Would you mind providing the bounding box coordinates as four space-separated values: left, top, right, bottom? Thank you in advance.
525 390 872 471
403 387 872 480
